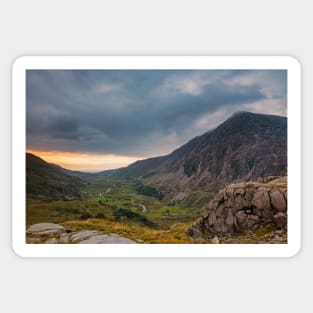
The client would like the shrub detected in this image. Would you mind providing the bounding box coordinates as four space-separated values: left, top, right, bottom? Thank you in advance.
95 212 106 219
80 212 92 220
136 184 164 200
113 208 155 227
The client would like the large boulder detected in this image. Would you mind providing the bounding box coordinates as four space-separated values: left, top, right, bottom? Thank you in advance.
270 190 287 212
273 212 287 229
187 176 287 238
26 223 137 244
27 223 65 236
251 189 272 219
69 230 102 243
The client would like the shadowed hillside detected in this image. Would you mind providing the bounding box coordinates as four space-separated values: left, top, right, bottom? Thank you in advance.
26 153 86 200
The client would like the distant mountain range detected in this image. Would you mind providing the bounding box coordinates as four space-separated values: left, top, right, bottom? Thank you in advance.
113 111 287 192
26 111 287 198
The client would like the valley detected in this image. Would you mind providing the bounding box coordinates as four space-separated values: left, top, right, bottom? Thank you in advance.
26 112 288 244
27 175 209 244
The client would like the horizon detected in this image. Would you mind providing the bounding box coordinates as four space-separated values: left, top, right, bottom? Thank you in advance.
27 111 287 172
26 149 142 173
27 70 287 171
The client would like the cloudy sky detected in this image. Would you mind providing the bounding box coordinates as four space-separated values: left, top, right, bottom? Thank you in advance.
26 69 287 171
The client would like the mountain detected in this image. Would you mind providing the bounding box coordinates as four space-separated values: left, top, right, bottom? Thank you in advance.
114 111 287 192
88 168 120 178
115 155 167 179
26 153 86 200
49 163 93 178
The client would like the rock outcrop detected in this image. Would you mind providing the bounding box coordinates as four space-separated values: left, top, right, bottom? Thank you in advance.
27 222 65 236
26 223 137 244
187 176 287 239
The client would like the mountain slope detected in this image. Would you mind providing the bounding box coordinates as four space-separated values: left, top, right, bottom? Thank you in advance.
115 111 287 192
49 163 92 178
26 153 86 200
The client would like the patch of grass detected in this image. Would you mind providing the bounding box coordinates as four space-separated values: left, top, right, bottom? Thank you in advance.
61 219 200 244
269 184 287 191
26 198 113 227
218 223 280 244
181 192 213 208
253 223 277 239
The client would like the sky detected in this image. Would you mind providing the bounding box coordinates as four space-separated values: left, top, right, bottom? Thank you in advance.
26 69 287 171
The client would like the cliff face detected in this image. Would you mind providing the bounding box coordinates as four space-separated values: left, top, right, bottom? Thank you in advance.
187 176 287 239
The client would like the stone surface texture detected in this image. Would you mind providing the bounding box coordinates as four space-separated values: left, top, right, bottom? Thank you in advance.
26 223 136 244
187 176 287 239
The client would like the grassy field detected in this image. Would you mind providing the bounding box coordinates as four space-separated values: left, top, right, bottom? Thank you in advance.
26 176 210 243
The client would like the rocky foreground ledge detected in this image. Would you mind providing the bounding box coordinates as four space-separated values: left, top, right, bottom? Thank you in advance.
26 223 136 244
187 176 287 243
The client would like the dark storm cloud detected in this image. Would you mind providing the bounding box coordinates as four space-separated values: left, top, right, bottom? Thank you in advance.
49 117 79 139
26 69 287 156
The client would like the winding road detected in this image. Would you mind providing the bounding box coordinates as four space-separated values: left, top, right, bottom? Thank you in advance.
131 199 147 213
141 205 147 213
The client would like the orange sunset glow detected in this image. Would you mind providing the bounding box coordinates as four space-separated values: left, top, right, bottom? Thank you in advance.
27 150 142 172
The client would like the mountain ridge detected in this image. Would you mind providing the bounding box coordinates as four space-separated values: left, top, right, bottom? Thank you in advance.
27 111 287 196
113 111 287 192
